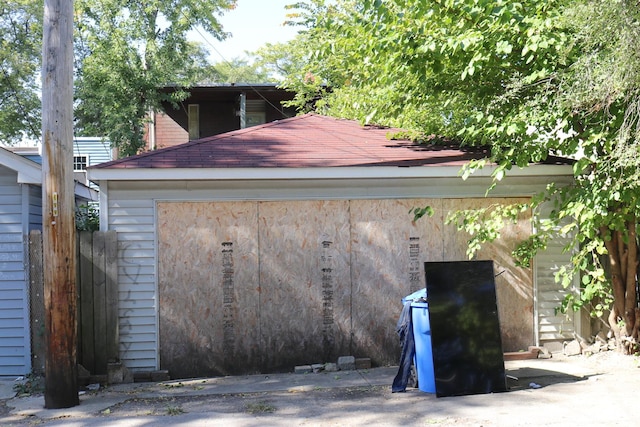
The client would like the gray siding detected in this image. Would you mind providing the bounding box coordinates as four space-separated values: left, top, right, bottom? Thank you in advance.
0 169 30 376
28 185 42 231
106 174 576 371
73 137 112 167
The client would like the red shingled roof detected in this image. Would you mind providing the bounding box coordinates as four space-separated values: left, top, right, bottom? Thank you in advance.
93 113 489 169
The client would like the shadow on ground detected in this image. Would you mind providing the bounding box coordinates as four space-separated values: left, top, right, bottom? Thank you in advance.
505 367 590 391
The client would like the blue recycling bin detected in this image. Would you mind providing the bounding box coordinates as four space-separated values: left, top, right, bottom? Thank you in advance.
402 289 436 393
411 302 435 393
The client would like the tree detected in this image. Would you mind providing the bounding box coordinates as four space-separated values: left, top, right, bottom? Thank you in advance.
205 57 276 84
0 0 42 143
283 0 640 352
74 0 237 156
252 41 307 82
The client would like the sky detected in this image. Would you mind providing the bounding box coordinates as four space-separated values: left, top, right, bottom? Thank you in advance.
191 0 301 63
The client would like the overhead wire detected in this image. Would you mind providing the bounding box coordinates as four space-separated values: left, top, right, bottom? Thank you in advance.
182 11 294 119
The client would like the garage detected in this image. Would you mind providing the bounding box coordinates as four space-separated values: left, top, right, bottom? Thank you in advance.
88 113 578 377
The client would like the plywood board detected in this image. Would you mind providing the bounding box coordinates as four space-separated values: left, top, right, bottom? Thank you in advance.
155 196 535 377
349 199 445 365
257 200 351 371
157 202 260 377
442 198 533 351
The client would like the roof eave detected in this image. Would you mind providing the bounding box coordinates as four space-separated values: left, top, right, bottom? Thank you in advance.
0 148 42 184
87 164 574 182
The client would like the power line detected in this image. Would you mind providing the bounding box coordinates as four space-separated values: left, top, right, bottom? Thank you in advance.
184 16 293 119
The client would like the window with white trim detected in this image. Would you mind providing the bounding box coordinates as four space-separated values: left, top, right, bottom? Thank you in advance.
74 155 88 171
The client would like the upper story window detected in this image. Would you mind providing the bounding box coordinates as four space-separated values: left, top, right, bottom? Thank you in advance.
188 104 199 140
246 100 266 128
74 155 88 171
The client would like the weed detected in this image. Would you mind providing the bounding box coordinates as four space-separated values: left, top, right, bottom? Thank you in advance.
162 382 184 388
13 373 44 397
166 405 185 416
245 401 276 414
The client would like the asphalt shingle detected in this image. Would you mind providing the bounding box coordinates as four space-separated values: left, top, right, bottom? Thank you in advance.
93 113 489 170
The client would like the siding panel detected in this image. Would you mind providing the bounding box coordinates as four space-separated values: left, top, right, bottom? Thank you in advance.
534 203 577 344
0 170 29 375
108 192 157 370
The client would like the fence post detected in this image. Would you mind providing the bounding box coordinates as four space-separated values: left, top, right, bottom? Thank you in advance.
28 230 45 375
105 231 119 363
78 231 95 373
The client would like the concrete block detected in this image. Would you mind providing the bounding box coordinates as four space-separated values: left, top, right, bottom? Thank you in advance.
337 356 355 371
133 371 151 383
324 363 338 372
108 362 133 384
355 358 371 370
563 340 582 356
294 365 313 374
150 370 170 382
311 363 324 373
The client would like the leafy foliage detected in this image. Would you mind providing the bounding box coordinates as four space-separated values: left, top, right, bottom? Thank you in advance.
205 57 276 84
0 0 42 143
74 0 237 156
75 203 100 231
1 0 237 154
284 0 640 348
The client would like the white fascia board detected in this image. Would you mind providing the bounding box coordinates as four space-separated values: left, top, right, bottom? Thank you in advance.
0 148 42 184
87 164 573 182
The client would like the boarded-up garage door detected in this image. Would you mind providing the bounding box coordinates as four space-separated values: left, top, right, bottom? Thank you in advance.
158 198 531 378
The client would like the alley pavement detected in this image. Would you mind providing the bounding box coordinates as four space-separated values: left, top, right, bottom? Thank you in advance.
1 353 638 426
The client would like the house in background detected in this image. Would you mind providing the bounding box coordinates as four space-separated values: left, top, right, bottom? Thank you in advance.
0 147 97 376
89 113 584 379
5 136 113 189
71 137 114 188
145 84 297 151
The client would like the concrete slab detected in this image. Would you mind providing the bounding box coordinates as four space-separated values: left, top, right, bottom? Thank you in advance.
2 353 637 426
0 378 18 400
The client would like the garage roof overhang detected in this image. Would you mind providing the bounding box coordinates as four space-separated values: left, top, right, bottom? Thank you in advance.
87 163 573 182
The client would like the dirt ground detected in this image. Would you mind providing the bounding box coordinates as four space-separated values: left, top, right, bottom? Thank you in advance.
2 351 639 426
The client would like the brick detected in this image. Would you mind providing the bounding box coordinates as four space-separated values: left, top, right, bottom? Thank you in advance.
355 358 371 370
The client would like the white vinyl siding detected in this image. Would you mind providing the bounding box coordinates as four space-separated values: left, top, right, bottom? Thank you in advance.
533 201 578 345
534 228 578 343
106 192 158 370
0 170 30 375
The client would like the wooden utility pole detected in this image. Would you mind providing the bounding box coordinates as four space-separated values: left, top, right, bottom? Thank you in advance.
42 0 79 408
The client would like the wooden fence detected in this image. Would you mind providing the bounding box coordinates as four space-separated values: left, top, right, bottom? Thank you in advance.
29 230 118 375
